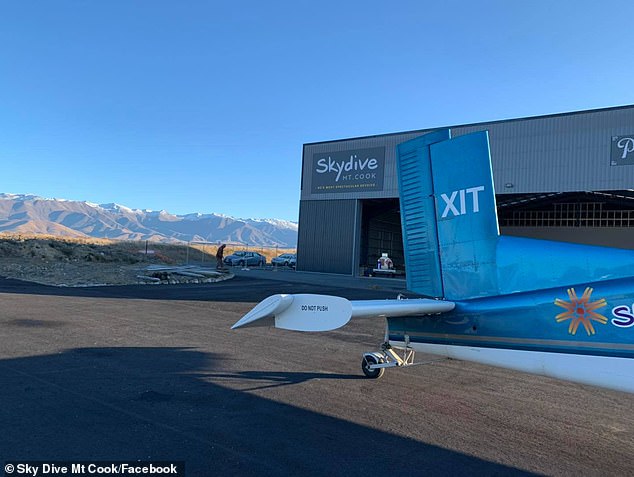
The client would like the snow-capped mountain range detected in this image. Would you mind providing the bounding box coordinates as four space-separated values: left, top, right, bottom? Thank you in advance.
0 193 298 247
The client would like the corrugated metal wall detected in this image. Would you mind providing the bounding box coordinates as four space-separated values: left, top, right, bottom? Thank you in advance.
301 105 634 199
296 199 358 274
452 107 634 194
298 105 634 274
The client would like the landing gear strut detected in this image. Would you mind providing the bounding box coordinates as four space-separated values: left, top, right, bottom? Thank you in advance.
361 333 416 379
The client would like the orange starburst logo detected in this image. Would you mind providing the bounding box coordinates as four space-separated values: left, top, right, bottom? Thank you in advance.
554 287 607 335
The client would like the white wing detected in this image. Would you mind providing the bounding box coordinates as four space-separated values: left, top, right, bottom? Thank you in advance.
231 294 455 332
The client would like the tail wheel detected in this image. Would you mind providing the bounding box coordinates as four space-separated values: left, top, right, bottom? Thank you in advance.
362 355 385 379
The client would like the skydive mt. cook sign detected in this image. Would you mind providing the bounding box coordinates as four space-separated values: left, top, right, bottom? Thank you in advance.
311 147 385 194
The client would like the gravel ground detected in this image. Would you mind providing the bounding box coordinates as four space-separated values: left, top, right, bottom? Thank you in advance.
0 259 144 286
1 289 632 476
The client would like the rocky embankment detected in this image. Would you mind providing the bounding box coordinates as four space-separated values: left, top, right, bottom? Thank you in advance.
0 236 233 286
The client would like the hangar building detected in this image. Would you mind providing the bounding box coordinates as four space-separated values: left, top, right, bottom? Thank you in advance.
296 105 634 276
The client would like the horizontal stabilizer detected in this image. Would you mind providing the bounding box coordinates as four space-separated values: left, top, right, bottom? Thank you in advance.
231 294 352 331
232 294 455 332
350 298 455 318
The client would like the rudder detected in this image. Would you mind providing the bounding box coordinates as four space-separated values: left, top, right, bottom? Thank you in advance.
397 130 500 300
396 129 450 298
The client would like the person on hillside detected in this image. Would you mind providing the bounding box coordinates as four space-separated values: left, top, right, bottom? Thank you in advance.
216 244 226 270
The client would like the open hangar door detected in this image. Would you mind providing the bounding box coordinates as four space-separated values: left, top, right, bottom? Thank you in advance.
358 198 405 277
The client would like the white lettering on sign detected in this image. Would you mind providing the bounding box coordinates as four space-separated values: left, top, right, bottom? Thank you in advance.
315 154 379 182
440 186 485 218
617 137 634 160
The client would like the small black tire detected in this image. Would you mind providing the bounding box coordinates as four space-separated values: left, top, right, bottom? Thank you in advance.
362 355 385 379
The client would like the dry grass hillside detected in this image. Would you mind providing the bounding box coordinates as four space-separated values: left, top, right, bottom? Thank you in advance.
0 233 295 286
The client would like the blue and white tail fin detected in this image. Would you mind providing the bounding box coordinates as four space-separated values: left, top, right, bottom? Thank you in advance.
397 130 500 300
397 129 634 300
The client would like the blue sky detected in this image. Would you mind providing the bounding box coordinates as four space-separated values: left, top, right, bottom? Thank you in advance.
1 1 633 221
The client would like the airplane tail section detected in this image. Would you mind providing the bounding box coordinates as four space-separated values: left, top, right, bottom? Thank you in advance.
397 130 500 300
398 130 634 300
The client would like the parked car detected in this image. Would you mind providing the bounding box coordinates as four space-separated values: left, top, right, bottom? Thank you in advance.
223 250 246 264
271 253 296 267
226 251 266 267
289 255 296 269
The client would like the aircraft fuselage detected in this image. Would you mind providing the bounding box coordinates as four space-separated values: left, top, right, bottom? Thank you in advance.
388 276 634 393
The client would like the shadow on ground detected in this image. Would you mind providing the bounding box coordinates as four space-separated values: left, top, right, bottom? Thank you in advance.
202 370 366 391
0 347 536 476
